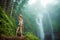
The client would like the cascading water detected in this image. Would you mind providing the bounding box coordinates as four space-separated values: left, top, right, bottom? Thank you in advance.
43 10 55 40
36 11 55 40
36 14 44 40
47 12 55 40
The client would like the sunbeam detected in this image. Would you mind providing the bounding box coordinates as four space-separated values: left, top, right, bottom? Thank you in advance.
40 0 58 8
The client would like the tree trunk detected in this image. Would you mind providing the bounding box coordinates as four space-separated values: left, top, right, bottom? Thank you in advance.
10 0 14 17
4 0 7 12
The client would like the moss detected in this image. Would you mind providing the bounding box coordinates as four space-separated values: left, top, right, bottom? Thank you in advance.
25 32 40 40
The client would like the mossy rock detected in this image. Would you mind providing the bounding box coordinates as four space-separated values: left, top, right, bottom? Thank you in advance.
25 32 40 40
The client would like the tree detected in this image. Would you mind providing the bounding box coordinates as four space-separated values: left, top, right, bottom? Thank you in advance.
10 0 14 17
4 0 7 12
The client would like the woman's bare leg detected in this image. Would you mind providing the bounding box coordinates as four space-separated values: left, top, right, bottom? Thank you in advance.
16 27 19 36
20 24 23 37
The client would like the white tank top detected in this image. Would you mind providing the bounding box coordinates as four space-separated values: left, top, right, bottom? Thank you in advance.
18 19 23 25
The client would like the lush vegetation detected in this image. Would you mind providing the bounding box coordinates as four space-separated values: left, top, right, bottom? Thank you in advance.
25 32 39 40
0 7 16 36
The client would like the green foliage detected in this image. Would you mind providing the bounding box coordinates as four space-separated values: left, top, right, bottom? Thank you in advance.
25 32 40 40
0 7 16 36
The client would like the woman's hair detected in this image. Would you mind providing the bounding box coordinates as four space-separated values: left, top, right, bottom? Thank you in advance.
20 14 22 17
18 14 22 19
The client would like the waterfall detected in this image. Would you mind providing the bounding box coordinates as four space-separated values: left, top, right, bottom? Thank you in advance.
47 13 55 40
44 10 55 40
36 14 44 40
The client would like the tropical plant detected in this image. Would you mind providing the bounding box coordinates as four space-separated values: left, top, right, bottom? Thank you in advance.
0 7 16 36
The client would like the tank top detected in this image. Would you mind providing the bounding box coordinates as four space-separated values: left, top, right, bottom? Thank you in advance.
18 19 23 25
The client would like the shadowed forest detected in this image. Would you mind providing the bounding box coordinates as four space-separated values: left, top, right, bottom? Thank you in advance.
0 0 60 40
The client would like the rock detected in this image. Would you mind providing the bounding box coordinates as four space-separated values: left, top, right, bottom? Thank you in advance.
0 35 25 40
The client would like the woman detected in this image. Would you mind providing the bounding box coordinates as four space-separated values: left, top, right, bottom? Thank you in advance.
16 14 23 37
